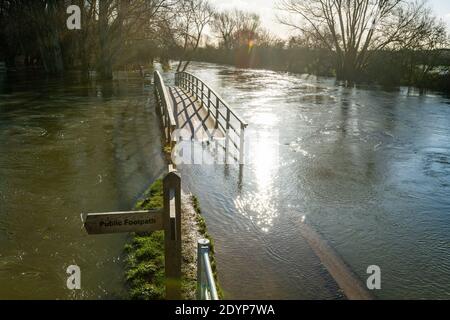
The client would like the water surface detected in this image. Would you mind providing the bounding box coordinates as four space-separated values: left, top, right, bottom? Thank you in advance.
0 72 165 299
168 62 450 299
1 63 449 299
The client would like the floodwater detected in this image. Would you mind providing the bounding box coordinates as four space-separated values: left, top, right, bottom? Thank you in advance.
171 62 450 299
0 62 449 299
0 72 166 299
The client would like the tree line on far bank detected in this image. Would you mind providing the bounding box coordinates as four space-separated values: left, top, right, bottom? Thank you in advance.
192 40 450 92
0 0 449 91
190 0 450 92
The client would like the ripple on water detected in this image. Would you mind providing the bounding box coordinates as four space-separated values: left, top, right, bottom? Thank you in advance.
3 125 48 138
422 148 450 178
288 139 314 158
300 94 336 105
234 188 279 233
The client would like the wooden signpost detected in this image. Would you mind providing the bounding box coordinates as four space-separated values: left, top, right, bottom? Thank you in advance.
163 168 182 300
84 210 163 234
83 168 182 299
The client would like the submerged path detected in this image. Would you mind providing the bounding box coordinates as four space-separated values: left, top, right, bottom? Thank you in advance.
293 218 374 300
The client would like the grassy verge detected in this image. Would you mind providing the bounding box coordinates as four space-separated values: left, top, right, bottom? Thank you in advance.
124 179 222 299
124 179 165 300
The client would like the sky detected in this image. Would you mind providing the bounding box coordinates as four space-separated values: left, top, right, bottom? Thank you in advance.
209 0 450 40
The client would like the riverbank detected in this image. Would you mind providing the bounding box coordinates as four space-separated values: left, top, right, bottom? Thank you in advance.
124 178 221 299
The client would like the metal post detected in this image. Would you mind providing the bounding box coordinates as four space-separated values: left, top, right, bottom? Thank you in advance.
239 123 245 165
196 78 199 98
163 170 182 300
196 238 219 300
225 110 231 163
201 82 204 107
207 90 211 111
215 96 219 129
197 239 209 300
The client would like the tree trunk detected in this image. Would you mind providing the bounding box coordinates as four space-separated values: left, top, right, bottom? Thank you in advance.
98 1 113 80
33 1 64 74
336 51 359 82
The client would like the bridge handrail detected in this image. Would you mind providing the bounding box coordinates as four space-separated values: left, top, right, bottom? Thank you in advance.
154 71 177 144
175 71 248 130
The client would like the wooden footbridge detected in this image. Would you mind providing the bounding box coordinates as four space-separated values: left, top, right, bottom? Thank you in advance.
154 71 247 163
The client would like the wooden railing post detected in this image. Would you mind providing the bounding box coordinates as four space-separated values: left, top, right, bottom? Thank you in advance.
163 169 182 300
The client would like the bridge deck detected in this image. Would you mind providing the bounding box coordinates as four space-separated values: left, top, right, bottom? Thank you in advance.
168 86 225 141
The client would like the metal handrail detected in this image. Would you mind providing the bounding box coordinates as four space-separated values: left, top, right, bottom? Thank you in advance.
175 72 248 129
154 71 177 145
175 71 247 162
197 239 219 300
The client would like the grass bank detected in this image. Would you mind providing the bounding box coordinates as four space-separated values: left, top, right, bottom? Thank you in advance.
123 178 222 299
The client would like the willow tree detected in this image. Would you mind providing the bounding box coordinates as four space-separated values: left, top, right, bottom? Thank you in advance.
277 0 444 81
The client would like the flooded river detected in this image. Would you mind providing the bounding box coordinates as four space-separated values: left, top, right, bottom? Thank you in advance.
0 62 449 299
0 72 166 299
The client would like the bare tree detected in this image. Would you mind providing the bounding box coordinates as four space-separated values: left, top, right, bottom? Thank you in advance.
232 10 261 48
211 9 264 50
211 10 238 50
400 7 448 83
174 0 214 72
277 0 446 80
97 0 174 79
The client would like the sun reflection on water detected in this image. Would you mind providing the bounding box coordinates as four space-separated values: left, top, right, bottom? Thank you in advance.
234 130 280 232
